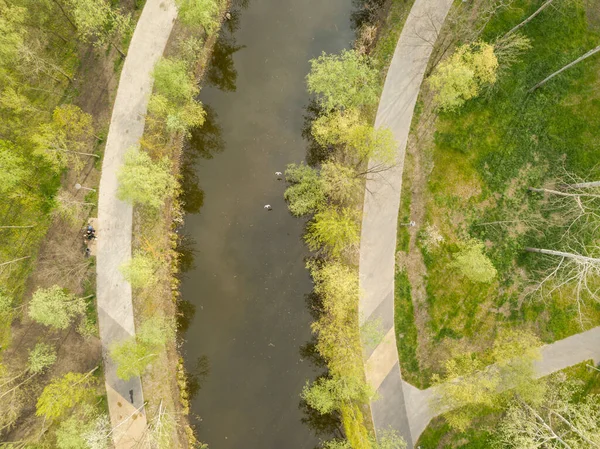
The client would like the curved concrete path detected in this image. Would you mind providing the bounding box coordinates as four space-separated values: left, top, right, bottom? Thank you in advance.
96 0 177 447
357 0 452 447
359 3 600 447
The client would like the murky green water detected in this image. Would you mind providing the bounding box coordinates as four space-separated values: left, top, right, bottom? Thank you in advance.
180 1 355 447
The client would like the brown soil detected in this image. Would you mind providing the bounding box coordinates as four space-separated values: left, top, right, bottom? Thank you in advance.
402 94 441 376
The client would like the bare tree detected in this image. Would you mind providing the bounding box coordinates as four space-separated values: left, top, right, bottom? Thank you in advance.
503 0 557 38
525 246 600 326
529 44 600 92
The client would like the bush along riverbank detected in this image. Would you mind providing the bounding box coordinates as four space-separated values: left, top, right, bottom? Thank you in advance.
109 0 229 447
285 11 411 446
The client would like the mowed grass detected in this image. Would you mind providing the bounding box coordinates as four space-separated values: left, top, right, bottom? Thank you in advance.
419 0 600 373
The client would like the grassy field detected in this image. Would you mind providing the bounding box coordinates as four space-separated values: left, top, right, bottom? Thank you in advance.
396 0 600 384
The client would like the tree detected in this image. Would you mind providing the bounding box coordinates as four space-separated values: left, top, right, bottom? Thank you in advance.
529 44 600 93
428 42 498 111
302 375 372 415
525 246 600 326
0 141 27 195
65 0 132 56
432 329 542 431
450 239 497 283
31 104 97 170
284 163 325 216
55 406 110 449
344 124 395 165
119 252 158 289
495 377 600 449
28 285 87 329
320 162 362 206
36 370 97 419
323 440 351 449
117 147 177 209
175 0 220 34
28 342 57 374
110 316 175 380
153 58 198 105
149 57 205 135
305 208 360 258
312 108 361 147
372 428 407 449
307 49 379 111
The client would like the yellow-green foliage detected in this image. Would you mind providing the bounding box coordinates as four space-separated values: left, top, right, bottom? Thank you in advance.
340 403 371 449
429 42 498 111
117 147 177 209
450 239 497 283
36 372 97 419
432 329 542 431
119 251 158 289
305 208 360 258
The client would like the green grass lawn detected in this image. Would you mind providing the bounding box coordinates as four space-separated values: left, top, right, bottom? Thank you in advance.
416 0 600 374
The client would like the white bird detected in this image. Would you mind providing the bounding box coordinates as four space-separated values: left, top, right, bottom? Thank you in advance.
275 171 283 176
264 205 272 210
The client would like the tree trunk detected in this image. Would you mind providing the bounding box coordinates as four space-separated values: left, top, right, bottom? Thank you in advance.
0 256 31 268
564 180 600 189
529 45 600 93
525 247 600 264
51 0 77 30
528 186 600 199
0 225 35 229
503 0 556 38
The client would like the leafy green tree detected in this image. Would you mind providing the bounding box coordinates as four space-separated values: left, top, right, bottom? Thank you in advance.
429 42 498 111
175 0 220 34
0 288 13 317
28 342 57 374
450 239 497 283
55 406 110 449
153 58 198 105
320 162 362 206
0 141 27 195
323 440 351 449
110 316 175 380
284 163 325 216
28 285 87 330
36 370 97 419
432 329 542 431
305 208 359 258
0 1 26 69
65 0 131 55
372 429 407 449
149 57 205 134
117 147 177 209
312 108 361 147
344 124 395 165
119 252 158 289
302 374 372 415
307 50 379 111
31 104 96 170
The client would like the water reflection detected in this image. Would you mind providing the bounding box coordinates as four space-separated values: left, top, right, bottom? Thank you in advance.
350 0 387 31
206 20 245 92
302 100 333 167
181 105 224 214
186 355 211 401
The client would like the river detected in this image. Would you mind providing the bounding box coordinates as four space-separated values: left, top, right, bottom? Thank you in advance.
180 0 355 447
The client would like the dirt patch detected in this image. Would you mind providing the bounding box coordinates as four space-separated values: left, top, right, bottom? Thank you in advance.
585 0 600 30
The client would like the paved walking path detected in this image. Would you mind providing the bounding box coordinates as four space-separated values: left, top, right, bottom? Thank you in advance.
358 0 453 447
96 1 177 447
359 1 600 447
